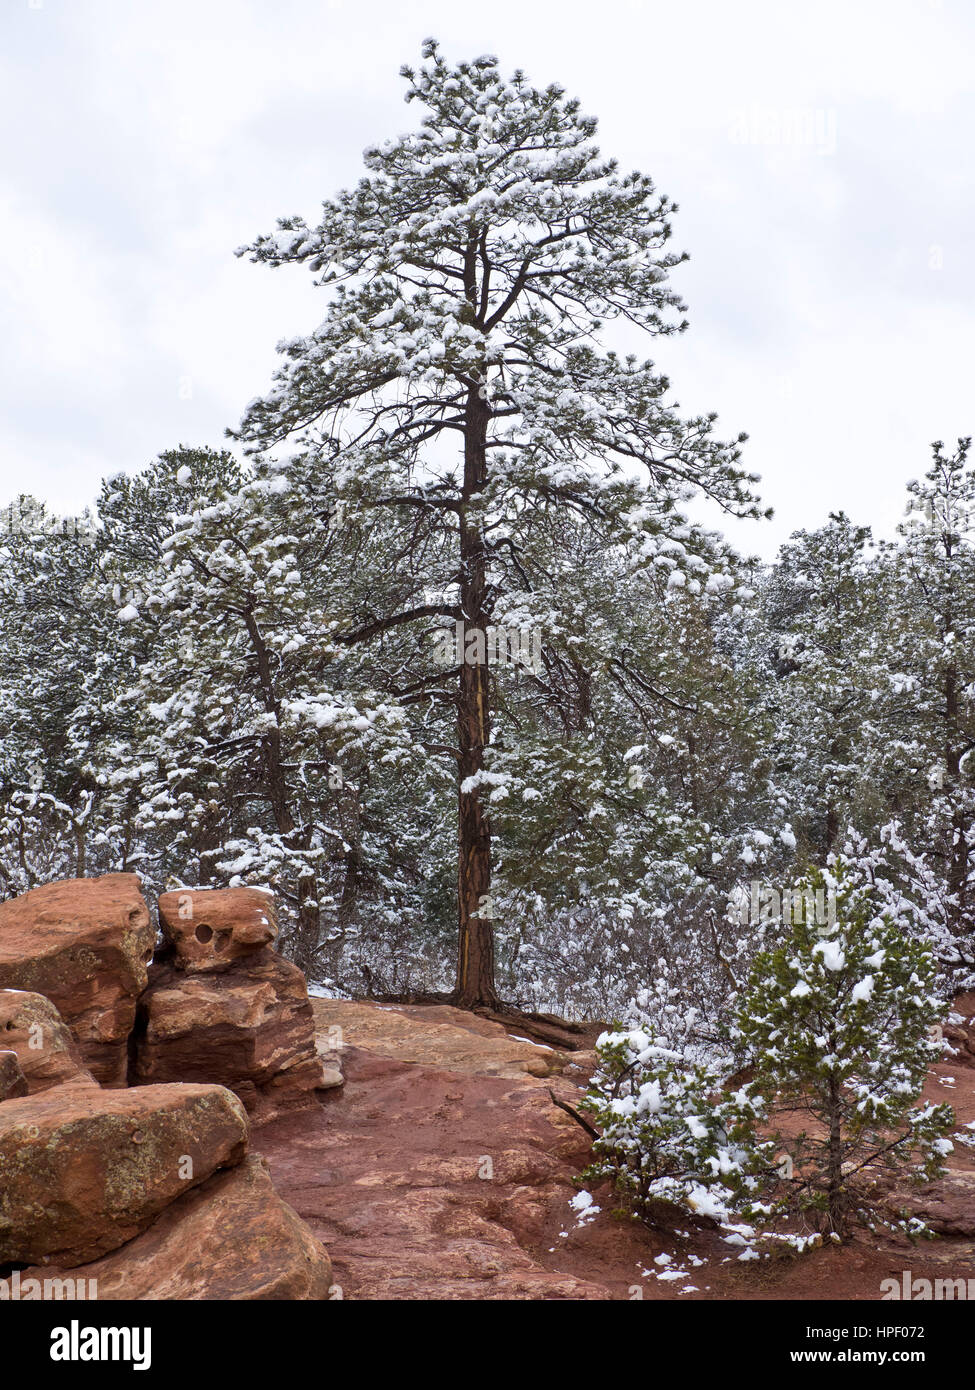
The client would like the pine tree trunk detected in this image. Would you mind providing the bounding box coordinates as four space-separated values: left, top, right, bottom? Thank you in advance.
74 815 86 879
246 604 322 969
453 380 499 1009
293 871 322 976
944 661 969 935
826 1073 845 1231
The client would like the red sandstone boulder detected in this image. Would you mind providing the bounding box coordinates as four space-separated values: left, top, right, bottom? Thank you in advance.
0 875 154 1086
157 887 276 972
0 1081 248 1266
0 988 98 1094
26 1155 333 1300
134 951 326 1123
0 1050 28 1100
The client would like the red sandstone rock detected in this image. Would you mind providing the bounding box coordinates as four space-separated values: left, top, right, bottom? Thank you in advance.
883 1171 975 1236
0 1050 27 1100
157 887 276 972
0 875 154 1086
26 1155 333 1300
0 988 98 1094
134 951 326 1123
0 1081 248 1266
258 1031 611 1300
309 997 572 1079
944 992 975 1065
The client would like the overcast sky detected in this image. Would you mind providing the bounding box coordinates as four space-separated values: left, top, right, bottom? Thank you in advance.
1 0 972 557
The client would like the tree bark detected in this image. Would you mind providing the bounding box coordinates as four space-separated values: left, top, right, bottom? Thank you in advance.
453 378 499 1009
245 604 322 966
826 1071 845 1231
944 660 969 935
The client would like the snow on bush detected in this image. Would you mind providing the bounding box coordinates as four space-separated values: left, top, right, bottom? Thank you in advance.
731 845 955 1235
579 968 771 1228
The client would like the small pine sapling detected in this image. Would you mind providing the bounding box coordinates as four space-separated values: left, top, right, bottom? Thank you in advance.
733 852 955 1236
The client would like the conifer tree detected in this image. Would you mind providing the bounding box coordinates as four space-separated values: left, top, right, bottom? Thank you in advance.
0 496 101 890
734 847 954 1234
91 446 429 974
875 440 975 966
234 39 762 1007
754 513 884 864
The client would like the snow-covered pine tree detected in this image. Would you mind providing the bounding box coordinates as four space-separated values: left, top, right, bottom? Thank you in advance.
580 965 772 1227
753 513 885 865
92 445 428 975
87 446 250 886
0 495 102 891
870 439 975 972
734 845 955 1235
482 512 791 1023
233 39 764 1008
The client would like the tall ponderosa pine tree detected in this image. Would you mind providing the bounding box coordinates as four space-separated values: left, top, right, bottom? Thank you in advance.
234 40 762 1007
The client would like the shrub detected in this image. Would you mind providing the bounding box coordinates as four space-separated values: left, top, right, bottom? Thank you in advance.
732 851 955 1235
580 971 770 1227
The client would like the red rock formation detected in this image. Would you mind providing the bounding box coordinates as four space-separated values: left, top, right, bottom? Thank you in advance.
134 950 327 1123
0 1050 27 1100
25 1155 333 1300
0 875 154 1086
0 1081 249 1266
259 1010 612 1300
0 988 98 1094
157 887 277 973
945 990 975 1064
0 878 333 1299
882 1171 975 1236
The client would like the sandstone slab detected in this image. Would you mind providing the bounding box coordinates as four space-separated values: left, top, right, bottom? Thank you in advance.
309 997 572 1080
0 1081 248 1266
25 1155 332 1300
884 1170 975 1237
